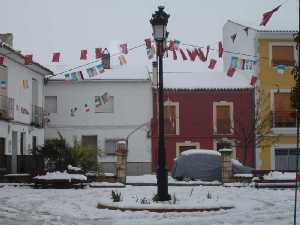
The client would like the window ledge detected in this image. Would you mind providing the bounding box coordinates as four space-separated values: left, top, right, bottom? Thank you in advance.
272 128 297 135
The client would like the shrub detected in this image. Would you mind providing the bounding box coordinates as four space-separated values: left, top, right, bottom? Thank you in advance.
111 191 122 202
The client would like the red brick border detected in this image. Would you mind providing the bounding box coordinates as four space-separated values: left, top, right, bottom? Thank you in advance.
97 203 234 213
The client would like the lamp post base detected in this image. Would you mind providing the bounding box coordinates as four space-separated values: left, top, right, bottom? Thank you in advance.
156 167 171 201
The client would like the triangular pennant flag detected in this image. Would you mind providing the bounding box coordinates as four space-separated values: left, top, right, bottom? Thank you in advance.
70 72 77 81
208 59 217 70
250 75 257 86
24 54 33 65
172 49 177 60
195 48 206 62
179 48 187 61
218 41 223 58
118 55 127 65
168 40 175 51
231 33 237 43
95 48 102 59
145 38 152 49
260 5 281 26
84 104 90 112
0 56 4 65
86 67 97 77
96 64 105 74
227 67 236 77
52 52 60 62
80 49 88 60
120 43 128 54
205 46 210 61
243 27 249 36
76 71 84 80
174 40 181 50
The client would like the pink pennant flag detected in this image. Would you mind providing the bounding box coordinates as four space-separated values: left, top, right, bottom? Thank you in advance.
179 48 187 61
186 49 195 61
250 75 257 86
52 52 60 62
0 56 4 65
208 59 217 70
260 5 281 26
120 43 128 54
227 67 236 77
145 38 152 49
80 49 88 60
95 48 102 59
24 54 33 65
172 49 177 60
218 41 223 58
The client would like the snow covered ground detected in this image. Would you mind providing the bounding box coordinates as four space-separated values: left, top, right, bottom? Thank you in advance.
0 185 298 225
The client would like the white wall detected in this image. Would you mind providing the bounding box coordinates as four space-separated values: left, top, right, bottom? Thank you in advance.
45 80 153 163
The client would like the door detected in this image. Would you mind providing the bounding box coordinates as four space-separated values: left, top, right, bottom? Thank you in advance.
81 135 98 168
11 131 18 174
0 138 5 169
20 132 26 173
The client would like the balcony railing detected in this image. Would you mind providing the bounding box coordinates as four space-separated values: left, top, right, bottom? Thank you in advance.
271 110 297 128
0 95 14 120
215 119 232 135
31 105 44 128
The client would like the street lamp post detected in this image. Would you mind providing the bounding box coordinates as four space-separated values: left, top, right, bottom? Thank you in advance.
150 6 171 201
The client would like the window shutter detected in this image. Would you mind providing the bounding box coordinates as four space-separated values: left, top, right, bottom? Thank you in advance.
216 105 231 134
272 46 294 66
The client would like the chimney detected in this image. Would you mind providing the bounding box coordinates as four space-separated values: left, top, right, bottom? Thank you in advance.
0 33 13 47
152 61 158 87
102 48 110 69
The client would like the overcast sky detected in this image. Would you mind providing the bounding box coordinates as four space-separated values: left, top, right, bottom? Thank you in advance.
0 0 298 75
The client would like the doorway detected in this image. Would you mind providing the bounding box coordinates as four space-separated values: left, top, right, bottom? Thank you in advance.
11 131 18 173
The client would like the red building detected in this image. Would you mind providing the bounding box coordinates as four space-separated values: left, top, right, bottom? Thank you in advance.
151 72 255 172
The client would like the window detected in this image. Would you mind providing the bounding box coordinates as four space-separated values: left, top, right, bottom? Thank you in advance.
273 92 296 127
272 45 295 66
215 104 233 134
176 141 200 157
105 139 122 155
164 101 179 135
45 96 57 113
275 148 300 170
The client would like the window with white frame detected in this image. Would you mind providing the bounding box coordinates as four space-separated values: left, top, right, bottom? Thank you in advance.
270 42 296 67
164 101 179 135
176 141 200 157
104 139 122 155
213 101 234 134
45 96 57 113
275 148 300 170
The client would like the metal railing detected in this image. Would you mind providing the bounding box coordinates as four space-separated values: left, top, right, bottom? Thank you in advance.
31 105 44 128
215 119 232 134
271 110 297 128
0 95 14 120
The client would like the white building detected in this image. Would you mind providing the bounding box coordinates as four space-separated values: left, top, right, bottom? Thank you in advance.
0 34 53 174
45 68 153 175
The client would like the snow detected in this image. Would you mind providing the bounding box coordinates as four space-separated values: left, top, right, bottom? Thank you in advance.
163 71 252 89
263 171 296 181
0 185 298 225
67 165 82 171
89 182 125 187
234 173 253 178
33 172 87 181
181 149 221 156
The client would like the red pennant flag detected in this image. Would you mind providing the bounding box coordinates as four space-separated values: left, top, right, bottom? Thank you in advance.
172 50 177 60
179 49 187 61
250 75 257 86
218 41 223 58
52 52 60 62
260 5 281 26
195 48 206 61
297 171 300 181
168 40 175 51
227 67 236 77
145 38 152 49
95 48 102 59
205 46 210 61
0 56 4 65
120 43 128 54
24 54 33 65
80 49 88 60
208 59 217 70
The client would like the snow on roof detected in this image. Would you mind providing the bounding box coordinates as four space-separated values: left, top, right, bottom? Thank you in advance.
163 71 252 90
181 149 221 156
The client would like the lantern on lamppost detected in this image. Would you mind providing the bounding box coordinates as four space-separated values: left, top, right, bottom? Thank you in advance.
150 6 171 201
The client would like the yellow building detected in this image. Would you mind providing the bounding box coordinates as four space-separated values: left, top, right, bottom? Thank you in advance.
257 31 298 170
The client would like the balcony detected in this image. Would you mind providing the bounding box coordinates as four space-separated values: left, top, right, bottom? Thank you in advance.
214 119 232 135
271 111 297 128
31 105 44 128
0 95 14 120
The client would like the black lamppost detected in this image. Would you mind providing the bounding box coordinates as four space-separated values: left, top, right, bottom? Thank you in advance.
150 6 171 201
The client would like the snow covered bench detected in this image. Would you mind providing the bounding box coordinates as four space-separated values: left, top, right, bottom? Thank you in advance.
252 171 298 189
33 172 87 189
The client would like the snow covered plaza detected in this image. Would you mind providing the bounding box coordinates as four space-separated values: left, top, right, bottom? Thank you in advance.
0 184 298 225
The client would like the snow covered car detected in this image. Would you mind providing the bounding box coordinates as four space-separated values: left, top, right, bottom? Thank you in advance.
171 149 252 181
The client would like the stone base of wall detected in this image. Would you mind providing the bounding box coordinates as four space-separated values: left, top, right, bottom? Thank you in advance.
102 162 151 176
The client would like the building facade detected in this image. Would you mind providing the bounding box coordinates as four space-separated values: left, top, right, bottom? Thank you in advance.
0 34 52 174
45 71 153 175
151 72 255 171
